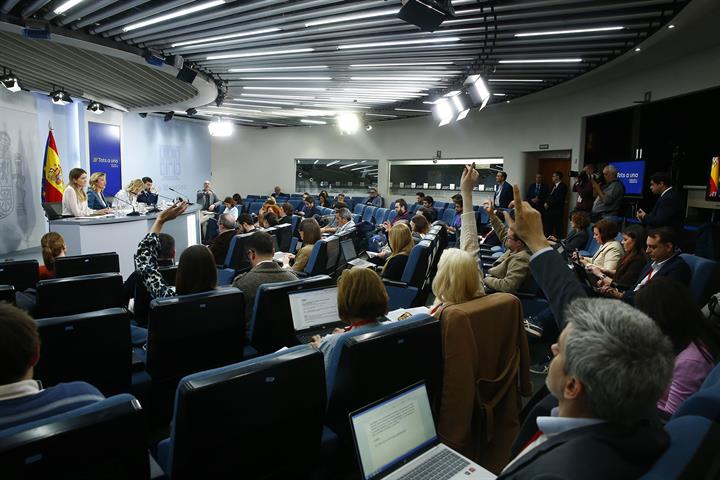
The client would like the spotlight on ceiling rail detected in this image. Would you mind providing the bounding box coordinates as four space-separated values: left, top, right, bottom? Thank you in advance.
397 0 454 32
464 74 491 111
0 69 21 93
186 108 198 116
208 117 234 137
164 111 175 122
86 101 105 114
49 87 72 106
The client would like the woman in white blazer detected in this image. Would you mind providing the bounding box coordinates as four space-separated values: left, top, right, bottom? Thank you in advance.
578 218 624 272
62 168 111 217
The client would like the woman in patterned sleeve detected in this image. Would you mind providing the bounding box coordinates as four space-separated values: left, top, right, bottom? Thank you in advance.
135 201 218 299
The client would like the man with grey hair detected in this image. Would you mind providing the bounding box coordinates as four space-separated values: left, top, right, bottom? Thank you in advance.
495 181 674 479
208 213 237 265
321 207 355 235
591 165 625 219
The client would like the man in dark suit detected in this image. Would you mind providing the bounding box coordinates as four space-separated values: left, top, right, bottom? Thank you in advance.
495 185 674 480
526 173 548 213
636 172 682 231
598 227 691 304
494 171 513 209
137 176 158 205
209 213 238 266
544 171 568 238
232 231 297 329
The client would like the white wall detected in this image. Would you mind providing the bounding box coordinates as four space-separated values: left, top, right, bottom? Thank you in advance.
211 15 720 206
0 90 211 255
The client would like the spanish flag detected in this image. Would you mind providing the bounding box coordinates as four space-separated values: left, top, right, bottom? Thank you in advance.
41 129 64 202
710 157 719 198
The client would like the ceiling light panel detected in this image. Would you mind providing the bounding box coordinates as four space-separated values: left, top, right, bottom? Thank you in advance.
227 66 329 73
171 27 282 47
514 26 624 37
339 37 460 50
305 7 400 27
208 48 314 60
124 0 226 32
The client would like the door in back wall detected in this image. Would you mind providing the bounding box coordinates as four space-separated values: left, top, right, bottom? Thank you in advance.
538 157 572 235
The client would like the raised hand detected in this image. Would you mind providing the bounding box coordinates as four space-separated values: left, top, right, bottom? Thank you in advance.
460 163 479 193
505 185 549 253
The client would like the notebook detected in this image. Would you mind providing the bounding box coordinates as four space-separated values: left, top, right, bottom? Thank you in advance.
288 286 344 343
350 382 495 480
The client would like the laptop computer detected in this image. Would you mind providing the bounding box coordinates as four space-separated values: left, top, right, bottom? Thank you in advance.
341 238 375 269
288 286 345 344
350 382 496 480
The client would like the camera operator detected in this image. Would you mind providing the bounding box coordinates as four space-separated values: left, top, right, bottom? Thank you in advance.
571 164 595 214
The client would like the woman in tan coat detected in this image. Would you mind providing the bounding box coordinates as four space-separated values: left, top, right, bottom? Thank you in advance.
289 218 321 272
576 218 624 272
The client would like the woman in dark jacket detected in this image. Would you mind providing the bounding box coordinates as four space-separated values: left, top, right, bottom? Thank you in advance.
548 211 590 251
592 224 648 289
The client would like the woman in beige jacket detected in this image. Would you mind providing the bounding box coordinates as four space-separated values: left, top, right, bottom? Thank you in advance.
577 218 624 272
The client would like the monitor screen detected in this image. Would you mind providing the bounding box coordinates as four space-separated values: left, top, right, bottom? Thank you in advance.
341 239 357 261
287 287 339 331
610 160 646 196
707 156 719 202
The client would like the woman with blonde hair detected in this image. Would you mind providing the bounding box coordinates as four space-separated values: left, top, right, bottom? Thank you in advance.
430 164 486 316
87 172 109 209
39 232 67 279
62 168 111 217
311 267 388 369
114 178 144 209
381 223 414 281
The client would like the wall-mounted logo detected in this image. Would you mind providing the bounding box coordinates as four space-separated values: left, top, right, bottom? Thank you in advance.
0 131 15 220
159 145 181 180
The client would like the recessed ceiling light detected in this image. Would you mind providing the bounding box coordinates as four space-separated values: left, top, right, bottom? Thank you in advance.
208 48 314 60
124 0 225 32
305 7 400 27
667 24 675 29
634 47 641 52
498 58 582 64
514 26 624 37
492 93 506 97
338 37 460 50
171 27 281 47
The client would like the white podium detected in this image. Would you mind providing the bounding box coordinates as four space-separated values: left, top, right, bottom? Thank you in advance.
49 204 202 279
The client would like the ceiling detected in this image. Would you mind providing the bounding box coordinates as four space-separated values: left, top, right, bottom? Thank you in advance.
1 0 689 126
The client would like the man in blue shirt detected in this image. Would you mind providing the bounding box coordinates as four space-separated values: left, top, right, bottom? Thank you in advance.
364 187 383 207
0 304 104 430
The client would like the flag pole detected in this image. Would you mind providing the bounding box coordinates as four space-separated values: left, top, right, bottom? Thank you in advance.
48 120 53 131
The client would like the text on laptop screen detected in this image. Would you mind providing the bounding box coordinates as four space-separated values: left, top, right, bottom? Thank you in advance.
287 287 340 331
352 383 437 480
341 239 357 261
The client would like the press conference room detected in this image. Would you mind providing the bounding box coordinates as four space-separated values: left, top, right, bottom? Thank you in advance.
1 0 720 479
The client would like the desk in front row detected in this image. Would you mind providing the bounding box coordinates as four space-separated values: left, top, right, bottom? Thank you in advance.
49 205 201 279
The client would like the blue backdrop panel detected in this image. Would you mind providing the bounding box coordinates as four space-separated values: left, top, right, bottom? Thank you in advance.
88 122 122 195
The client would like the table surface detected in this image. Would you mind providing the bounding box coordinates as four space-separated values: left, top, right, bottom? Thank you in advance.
48 204 203 225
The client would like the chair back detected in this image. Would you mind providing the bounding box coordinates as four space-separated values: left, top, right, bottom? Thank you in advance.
0 259 39 291
35 273 124 318
0 394 148 479
249 275 334 353
54 252 120 278
673 385 720 423
273 222 293 252
146 287 245 382
0 284 15 304
679 254 718 305
35 308 131 395
401 240 433 289
442 208 456 225
361 206 376 223
373 208 387 225
248 202 264 214
133 265 177 326
325 315 442 447
701 362 720 390
160 346 326 479
304 237 341 276
223 232 255 271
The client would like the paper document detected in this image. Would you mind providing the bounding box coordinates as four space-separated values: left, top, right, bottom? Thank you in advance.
288 287 340 330
366 251 381 258
385 307 430 323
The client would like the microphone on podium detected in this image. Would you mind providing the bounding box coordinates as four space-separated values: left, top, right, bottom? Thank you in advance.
168 187 194 205
113 195 141 216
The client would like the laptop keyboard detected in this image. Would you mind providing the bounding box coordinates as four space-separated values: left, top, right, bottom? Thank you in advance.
396 449 469 480
297 325 343 344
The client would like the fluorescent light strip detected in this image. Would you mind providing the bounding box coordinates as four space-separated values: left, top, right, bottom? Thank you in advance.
326 161 340 166
208 48 314 60
124 0 225 32
54 0 84 14
232 98 301 106
350 76 452 81
235 77 333 81
456 8 481 14
498 58 582 63
515 26 624 37
305 7 399 27
171 27 281 47
395 108 431 113
243 86 326 91
366 113 398 117
311 103 371 109
301 119 327 125
492 93 506 96
338 162 359 169
228 65 328 73
223 103 281 109
338 36 460 50
350 62 454 67
488 79 543 82
241 93 316 100
294 108 336 116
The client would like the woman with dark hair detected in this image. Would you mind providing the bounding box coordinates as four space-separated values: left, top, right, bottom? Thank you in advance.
575 218 623 272
411 214 430 243
548 211 590 251
223 196 238 220
572 168 594 213
135 201 217 298
634 277 720 416
318 190 331 207
286 218 321 272
232 193 243 207
591 224 648 290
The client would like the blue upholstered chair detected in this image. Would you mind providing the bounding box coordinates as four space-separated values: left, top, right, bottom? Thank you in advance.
353 203 365 215
35 308 131 396
0 394 148 479
155 345 327 479
373 207 387 225
35 273 124 318
679 253 718 304
673 385 720 423
304 237 341 276
361 206 376 223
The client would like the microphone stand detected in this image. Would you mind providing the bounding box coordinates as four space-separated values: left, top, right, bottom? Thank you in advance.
144 189 161 213
113 195 141 216
168 187 194 205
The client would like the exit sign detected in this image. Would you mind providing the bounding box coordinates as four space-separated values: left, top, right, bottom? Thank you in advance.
539 144 549 150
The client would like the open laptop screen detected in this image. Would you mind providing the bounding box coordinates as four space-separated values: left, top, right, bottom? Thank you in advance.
341 239 357 262
351 383 437 480
287 286 340 331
